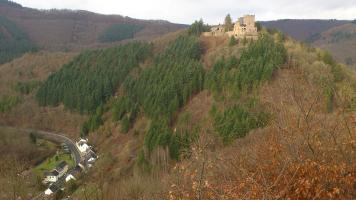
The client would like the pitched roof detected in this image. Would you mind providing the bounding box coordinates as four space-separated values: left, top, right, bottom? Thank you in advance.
56 161 68 171
48 184 60 192
45 170 59 176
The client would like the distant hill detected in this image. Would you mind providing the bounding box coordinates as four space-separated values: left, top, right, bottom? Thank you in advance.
261 19 349 41
311 23 356 69
0 0 22 8
0 1 186 51
261 19 356 69
0 15 37 64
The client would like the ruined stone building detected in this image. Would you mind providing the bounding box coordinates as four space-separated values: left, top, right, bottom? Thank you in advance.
210 25 225 36
204 14 258 39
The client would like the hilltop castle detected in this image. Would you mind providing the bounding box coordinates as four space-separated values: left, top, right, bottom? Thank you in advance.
204 15 258 40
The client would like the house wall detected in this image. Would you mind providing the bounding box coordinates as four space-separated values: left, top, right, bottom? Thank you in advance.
210 25 225 36
57 165 68 177
45 189 53 195
45 175 58 183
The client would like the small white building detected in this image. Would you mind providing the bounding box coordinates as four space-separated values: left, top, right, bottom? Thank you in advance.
83 150 98 168
45 184 59 195
88 157 96 163
43 161 68 184
65 174 76 182
44 170 59 183
44 188 53 195
76 138 91 153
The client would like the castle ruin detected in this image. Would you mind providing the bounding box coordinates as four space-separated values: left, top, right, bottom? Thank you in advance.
204 15 258 40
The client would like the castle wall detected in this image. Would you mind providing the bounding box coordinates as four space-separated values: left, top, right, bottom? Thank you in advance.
243 15 255 27
208 14 258 40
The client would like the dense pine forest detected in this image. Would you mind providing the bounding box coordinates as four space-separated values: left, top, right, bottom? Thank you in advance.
121 35 204 160
36 42 152 113
122 35 204 121
0 16 37 64
206 34 286 97
205 34 286 143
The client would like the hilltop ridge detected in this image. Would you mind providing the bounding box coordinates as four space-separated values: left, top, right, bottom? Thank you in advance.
0 0 186 51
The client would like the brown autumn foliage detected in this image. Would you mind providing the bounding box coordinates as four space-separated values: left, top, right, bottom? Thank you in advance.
0 52 87 138
167 38 356 200
0 127 56 199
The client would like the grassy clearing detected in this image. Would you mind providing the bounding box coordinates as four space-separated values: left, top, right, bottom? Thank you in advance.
33 153 75 177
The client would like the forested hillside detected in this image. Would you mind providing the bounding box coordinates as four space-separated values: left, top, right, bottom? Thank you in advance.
36 42 152 113
2 18 355 199
0 51 87 137
122 35 204 160
206 34 286 143
37 26 303 173
77 26 354 199
0 15 37 64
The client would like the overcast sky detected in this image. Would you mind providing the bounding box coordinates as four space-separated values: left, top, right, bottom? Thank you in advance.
14 0 356 24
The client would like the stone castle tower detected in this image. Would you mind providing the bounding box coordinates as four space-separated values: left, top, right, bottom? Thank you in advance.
204 14 258 40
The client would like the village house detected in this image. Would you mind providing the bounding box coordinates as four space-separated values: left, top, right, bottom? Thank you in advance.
44 170 59 183
84 149 98 168
76 138 91 153
65 166 82 182
43 161 69 183
204 14 258 40
43 138 98 196
56 161 69 177
65 174 76 182
210 25 225 36
45 184 59 195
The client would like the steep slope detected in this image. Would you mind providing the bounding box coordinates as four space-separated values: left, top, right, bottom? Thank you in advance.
310 23 356 69
81 32 355 200
261 19 349 41
168 37 356 199
0 1 186 51
0 52 87 137
0 15 37 64
0 126 56 199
